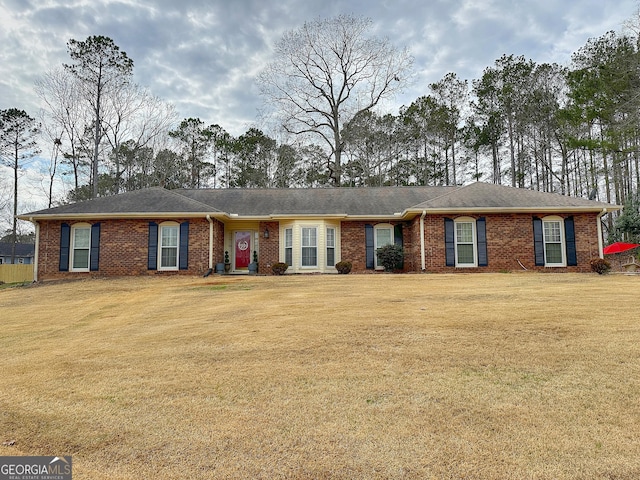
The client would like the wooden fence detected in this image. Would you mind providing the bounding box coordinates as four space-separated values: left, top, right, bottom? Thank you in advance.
0 264 34 283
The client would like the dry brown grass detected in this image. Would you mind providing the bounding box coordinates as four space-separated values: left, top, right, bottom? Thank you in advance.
1 272 639 479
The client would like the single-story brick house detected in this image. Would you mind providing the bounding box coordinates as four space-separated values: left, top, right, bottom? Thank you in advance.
18 182 619 281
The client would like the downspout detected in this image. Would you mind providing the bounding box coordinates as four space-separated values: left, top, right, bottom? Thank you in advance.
206 215 214 270
29 218 39 282
420 210 427 271
597 208 607 258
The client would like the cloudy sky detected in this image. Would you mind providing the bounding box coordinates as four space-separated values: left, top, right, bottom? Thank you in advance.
0 0 638 225
1 0 638 137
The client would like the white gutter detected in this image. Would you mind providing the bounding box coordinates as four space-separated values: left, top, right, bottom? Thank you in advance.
29 217 39 282
16 212 229 221
206 215 214 269
405 206 621 215
597 208 607 258
420 210 427 271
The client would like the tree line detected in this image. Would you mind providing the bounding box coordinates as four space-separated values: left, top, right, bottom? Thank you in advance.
3 14 640 250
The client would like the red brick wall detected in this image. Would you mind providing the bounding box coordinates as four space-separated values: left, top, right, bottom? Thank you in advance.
340 221 413 273
36 218 224 281
340 221 368 272
422 213 600 273
338 213 600 274
35 212 602 280
258 221 280 275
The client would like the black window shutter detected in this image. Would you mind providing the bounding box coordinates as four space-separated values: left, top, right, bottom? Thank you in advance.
444 218 455 267
148 222 158 270
477 217 488 267
532 217 545 266
365 224 374 269
394 224 404 269
59 223 71 272
179 222 189 270
90 223 101 271
565 216 577 266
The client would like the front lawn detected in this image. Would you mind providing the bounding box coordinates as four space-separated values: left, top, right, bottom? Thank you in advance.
1 273 639 479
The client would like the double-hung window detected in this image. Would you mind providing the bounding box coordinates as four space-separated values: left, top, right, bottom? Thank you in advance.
159 224 179 270
284 228 293 267
301 227 317 267
445 217 486 268
374 224 393 269
71 225 91 271
281 222 339 272
326 227 335 267
543 219 564 266
455 220 476 266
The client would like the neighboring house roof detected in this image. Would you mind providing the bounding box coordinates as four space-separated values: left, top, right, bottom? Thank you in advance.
0 242 35 257
18 182 619 221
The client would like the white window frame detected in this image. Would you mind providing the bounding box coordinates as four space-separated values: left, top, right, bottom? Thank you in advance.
70 223 91 272
301 226 318 268
158 222 179 271
284 228 293 267
542 216 566 267
374 224 394 270
454 217 477 268
281 222 340 273
326 227 336 267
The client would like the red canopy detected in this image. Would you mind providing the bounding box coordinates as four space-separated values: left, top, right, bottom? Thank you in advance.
603 242 640 254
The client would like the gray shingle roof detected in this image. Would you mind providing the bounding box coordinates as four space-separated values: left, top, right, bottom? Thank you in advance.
23 187 219 217
175 186 452 216
410 182 615 211
19 182 618 220
0 243 35 257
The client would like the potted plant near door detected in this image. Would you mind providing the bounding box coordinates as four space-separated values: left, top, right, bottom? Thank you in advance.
224 251 231 273
248 250 258 274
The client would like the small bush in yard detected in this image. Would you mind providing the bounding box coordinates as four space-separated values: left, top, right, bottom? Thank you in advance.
271 262 288 275
590 257 611 275
335 261 352 274
376 244 404 272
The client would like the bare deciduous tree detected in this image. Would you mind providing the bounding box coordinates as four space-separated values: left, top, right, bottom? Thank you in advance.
102 83 178 193
35 67 89 193
258 14 413 185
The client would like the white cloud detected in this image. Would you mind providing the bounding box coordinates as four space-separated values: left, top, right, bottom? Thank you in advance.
0 0 637 215
2 0 637 132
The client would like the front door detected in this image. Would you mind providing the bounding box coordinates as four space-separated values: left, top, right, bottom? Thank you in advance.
234 231 252 271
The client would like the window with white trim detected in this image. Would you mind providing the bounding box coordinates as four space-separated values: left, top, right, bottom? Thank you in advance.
455 219 477 267
543 218 565 266
159 223 179 270
326 227 335 267
284 228 293 267
301 227 317 267
281 222 340 272
71 224 91 271
374 224 393 269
